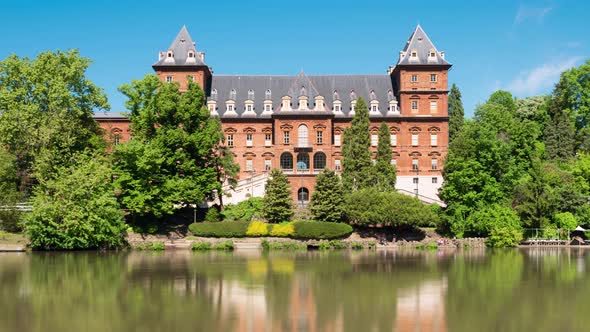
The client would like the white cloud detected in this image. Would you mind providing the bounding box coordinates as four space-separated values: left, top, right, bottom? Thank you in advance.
506 57 582 96
514 5 553 24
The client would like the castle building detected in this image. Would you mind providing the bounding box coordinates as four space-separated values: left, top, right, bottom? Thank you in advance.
95 25 451 205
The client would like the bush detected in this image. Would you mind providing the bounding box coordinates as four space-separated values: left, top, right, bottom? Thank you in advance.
221 197 264 222
486 224 524 248
328 240 347 249
191 242 212 250
416 242 439 250
188 221 249 238
204 207 221 222
292 221 353 239
462 204 522 237
555 212 577 231
213 240 234 250
246 221 269 236
351 242 364 250
261 239 306 250
367 241 377 250
345 189 439 227
269 223 295 237
318 241 331 250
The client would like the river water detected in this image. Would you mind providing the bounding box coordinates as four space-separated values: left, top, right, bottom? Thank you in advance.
0 248 587 332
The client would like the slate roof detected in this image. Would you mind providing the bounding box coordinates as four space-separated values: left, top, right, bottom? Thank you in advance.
398 25 450 66
153 25 206 68
209 72 398 118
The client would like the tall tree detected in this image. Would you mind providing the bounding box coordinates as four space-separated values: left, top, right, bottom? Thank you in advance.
0 50 108 193
372 122 396 191
210 118 240 209
342 97 372 191
262 169 293 223
114 75 223 218
545 108 576 162
310 170 344 222
448 84 464 143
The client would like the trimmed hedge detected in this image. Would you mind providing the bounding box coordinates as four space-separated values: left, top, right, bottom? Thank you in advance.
270 223 295 237
189 221 250 238
246 221 269 236
292 221 353 239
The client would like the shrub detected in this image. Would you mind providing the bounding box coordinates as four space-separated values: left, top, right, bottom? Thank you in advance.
486 224 524 248
464 204 522 237
269 223 295 237
351 242 364 250
328 240 347 249
188 221 249 238
204 207 221 222
191 242 212 250
222 197 264 222
263 169 294 223
151 242 165 251
292 221 353 239
555 212 577 231
318 241 331 250
213 240 234 250
262 239 306 250
416 242 439 250
246 221 270 237
345 189 439 227
367 241 377 250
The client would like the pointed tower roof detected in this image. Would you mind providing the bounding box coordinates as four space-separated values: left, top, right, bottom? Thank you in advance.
397 25 450 66
287 71 321 98
153 25 207 68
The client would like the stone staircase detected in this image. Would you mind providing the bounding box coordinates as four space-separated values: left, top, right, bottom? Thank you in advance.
233 238 262 250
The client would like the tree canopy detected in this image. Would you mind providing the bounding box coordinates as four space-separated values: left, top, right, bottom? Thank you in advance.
342 97 372 191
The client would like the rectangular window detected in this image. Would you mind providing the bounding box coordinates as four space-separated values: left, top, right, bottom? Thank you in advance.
335 159 341 171
227 104 234 112
431 134 438 146
166 76 173 83
430 100 438 113
264 104 271 112
265 159 271 171
246 133 253 147
411 74 418 82
430 74 438 82
283 131 290 144
431 159 438 170
316 131 323 144
371 134 378 146
265 133 272 146
227 134 234 147
246 159 253 172
371 105 378 112
247 105 252 112
412 133 419 146
335 105 341 112
411 100 418 111
391 159 396 166
413 177 419 184
390 134 397 146
432 177 438 184
334 134 341 146
412 158 419 171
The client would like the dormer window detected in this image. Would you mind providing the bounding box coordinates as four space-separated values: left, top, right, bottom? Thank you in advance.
429 50 436 58
167 51 174 58
264 104 271 112
229 89 237 100
387 90 394 101
350 90 357 101
188 51 195 58
166 76 173 83
248 89 255 100
333 90 339 101
411 50 417 57
246 104 253 112
265 89 272 100
227 104 234 112
211 89 218 100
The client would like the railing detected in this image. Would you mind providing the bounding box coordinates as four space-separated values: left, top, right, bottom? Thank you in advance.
0 203 32 212
281 169 294 174
296 169 310 174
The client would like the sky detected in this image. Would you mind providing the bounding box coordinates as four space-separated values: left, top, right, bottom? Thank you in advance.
1 0 588 117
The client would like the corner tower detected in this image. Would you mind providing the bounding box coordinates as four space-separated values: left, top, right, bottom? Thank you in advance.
152 25 212 93
391 25 451 116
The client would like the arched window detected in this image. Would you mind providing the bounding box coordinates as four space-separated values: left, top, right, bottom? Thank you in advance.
313 152 326 170
265 89 272 100
333 90 339 100
388 90 394 101
248 89 255 100
298 187 309 202
298 124 308 147
229 89 237 100
211 89 218 100
280 152 293 170
369 90 377 100
350 90 357 101
297 153 309 170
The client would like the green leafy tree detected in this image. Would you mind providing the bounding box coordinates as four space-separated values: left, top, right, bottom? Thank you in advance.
554 212 577 231
370 122 397 191
515 96 550 134
545 108 576 162
114 75 222 218
0 50 108 192
211 123 240 209
342 97 372 191
448 84 464 143
25 154 126 250
310 170 344 222
0 148 22 232
262 169 293 223
221 197 264 222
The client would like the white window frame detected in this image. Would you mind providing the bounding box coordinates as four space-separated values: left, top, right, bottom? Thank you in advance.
371 134 378 147
431 134 438 146
246 159 253 172
390 134 397 146
316 131 323 144
412 158 419 171
246 133 253 147
227 134 234 147
334 134 341 146
412 133 419 146
335 159 341 171
411 100 418 111
430 100 438 113
430 74 438 82
432 177 438 184
431 158 438 170
411 74 418 82
283 131 290 145
298 125 308 147
166 76 173 83
264 159 272 171
265 133 271 146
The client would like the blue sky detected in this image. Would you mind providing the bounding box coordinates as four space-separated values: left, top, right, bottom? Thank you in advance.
1 0 588 116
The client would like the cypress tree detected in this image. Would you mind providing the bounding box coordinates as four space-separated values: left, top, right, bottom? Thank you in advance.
262 169 293 223
545 108 576 162
310 169 344 222
448 84 464 143
373 122 397 191
342 97 372 191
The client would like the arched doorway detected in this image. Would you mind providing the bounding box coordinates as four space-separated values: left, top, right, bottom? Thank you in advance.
298 187 309 205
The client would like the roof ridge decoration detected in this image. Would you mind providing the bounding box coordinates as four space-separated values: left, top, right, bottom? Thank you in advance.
398 25 450 66
153 25 207 68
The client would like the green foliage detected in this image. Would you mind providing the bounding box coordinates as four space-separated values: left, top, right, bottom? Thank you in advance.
221 197 264 222
0 148 22 232
246 221 269 236
114 75 223 218
25 154 126 250
342 97 373 191
291 221 353 239
456 204 522 238
328 240 347 249
269 223 295 237
554 212 577 231
0 50 108 191
448 84 465 143
310 170 344 222
261 239 306 250
191 242 212 250
486 224 524 248
188 221 249 238
370 122 397 191
212 240 234 250
545 109 576 161
204 207 221 223
318 241 331 250
262 169 293 223
345 189 439 227
415 242 439 250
